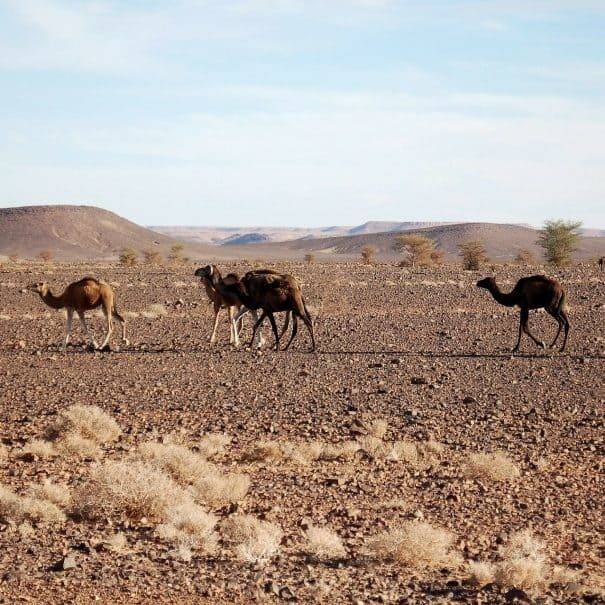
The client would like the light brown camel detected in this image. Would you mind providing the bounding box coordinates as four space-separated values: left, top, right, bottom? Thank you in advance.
223 270 315 352
476 275 569 352
28 277 129 351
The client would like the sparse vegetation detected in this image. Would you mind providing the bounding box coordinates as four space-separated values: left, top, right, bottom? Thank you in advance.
304 253 315 264
37 249 53 262
168 243 186 264
119 248 138 266
464 451 520 481
143 249 162 264
395 234 440 267
193 472 250 508
537 219 582 266
305 525 346 560
367 521 462 568
222 514 283 564
28 480 71 508
515 248 536 265
46 405 121 445
361 245 376 265
458 239 488 270
0 484 66 525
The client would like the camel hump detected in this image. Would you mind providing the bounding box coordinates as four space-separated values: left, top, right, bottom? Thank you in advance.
73 276 102 287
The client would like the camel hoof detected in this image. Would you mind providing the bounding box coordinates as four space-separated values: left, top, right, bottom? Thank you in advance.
100 345 111 352
123 339 130 347
539 341 546 349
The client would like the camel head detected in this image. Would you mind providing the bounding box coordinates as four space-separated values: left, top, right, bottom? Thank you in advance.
476 277 496 290
27 281 50 296
194 265 214 280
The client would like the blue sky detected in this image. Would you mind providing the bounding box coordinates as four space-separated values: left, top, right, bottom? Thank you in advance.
1 1 604 227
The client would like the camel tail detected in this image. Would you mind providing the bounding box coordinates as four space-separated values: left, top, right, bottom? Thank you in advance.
112 299 126 323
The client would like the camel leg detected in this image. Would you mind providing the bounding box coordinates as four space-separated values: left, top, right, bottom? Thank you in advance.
521 308 545 349
77 311 98 350
112 307 129 346
63 308 73 351
246 310 265 348
267 312 280 351
278 311 291 343
210 305 221 344
559 310 570 352
301 313 316 352
283 314 299 350
547 310 563 348
513 311 524 353
249 311 267 348
99 306 113 351
229 306 240 348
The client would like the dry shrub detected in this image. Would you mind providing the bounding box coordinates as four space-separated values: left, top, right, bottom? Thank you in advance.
193 472 250 508
305 525 346 560
46 405 121 444
198 433 231 458
157 501 218 554
20 439 57 459
222 514 283 564
368 419 388 440
388 439 443 468
388 440 420 464
138 441 217 485
0 484 66 525
319 441 360 461
357 435 390 459
367 521 461 569
242 440 284 463
28 480 71 508
75 461 189 521
104 532 128 553
280 441 324 465
56 433 102 459
464 452 520 481
469 560 497 586
142 304 168 319
470 530 581 592
0 443 6 462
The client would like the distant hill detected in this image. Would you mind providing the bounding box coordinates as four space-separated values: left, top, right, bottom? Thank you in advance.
220 232 271 246
0 205 219 261
258 222 605 260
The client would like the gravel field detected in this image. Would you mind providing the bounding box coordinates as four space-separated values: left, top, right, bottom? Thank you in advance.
0 261 603 604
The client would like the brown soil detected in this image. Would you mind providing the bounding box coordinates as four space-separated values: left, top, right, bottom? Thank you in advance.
0 261 603 604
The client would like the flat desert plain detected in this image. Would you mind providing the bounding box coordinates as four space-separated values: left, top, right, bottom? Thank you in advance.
0 261 603 604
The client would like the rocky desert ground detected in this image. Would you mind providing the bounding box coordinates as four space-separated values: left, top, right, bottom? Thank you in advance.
0 260 603 604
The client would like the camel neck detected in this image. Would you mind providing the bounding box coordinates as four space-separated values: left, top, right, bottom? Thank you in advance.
488 283 516 307
41 289 65 309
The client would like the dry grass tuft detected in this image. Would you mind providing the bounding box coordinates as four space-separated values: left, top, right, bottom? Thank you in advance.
157 501 218 554
104 532 129 553
222 514 283 564
28 480 71 508
0 443 7 462
305 525 347 561
241 440 284 463
464 452 520 481
193 472 250 508
75 461 189 521
387 439 443 468
0 484 66 525
20 439 57 459
319 440 360 461
46 405 121 444
198 433 231 459
468 560 497 586
141 304 168 319
368 419 388 440
56 433 102 459
138 441 217 485
469 530 581 592
357 435 390 459
367 521 461 569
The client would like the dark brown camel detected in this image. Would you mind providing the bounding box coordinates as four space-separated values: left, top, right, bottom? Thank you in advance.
599 257 604 272
223 271 315 352
476 275 569 353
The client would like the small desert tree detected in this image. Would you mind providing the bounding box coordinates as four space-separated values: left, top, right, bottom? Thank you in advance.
143 249 162 264
537 220 581 266
168 244 185 264
119 248 138 266
304 253 315 264
8 253 19 263
514 249 535 265
430 249 445 265
38 250 53 262
458 240 488 270
361 245 376 265
395 234 437 267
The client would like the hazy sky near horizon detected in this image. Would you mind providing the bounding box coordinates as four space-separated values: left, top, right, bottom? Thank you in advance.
1 1 604 227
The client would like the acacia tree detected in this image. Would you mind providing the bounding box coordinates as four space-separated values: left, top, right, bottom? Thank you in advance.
38 250 53 262
119 248 138 266
458 240 488 270
361 245 376 265
168 243 185 264
143 249 162 264
394 234 438 267
537 220 581 266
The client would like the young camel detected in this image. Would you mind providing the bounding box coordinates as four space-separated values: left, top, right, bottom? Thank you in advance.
28 277 129 351
227 271 315 352
476 275 569 353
